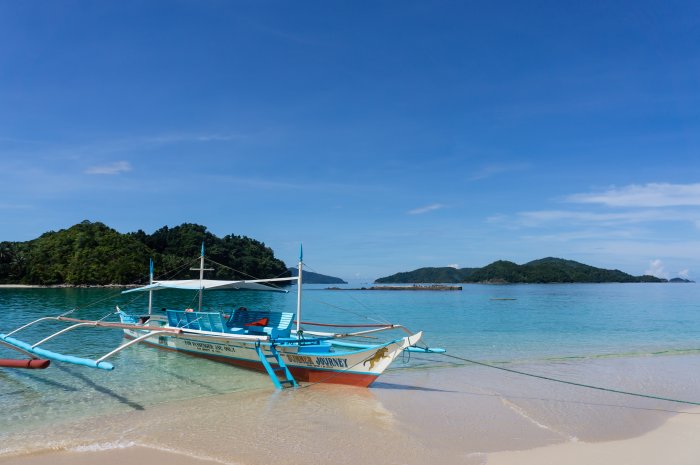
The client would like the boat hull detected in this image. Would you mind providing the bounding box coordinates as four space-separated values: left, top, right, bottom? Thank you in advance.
122 326 420 387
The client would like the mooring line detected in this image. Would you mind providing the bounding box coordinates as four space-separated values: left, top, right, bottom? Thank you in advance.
430 350 700 406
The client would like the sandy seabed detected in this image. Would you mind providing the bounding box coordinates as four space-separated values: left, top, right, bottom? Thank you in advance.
2 355 700 465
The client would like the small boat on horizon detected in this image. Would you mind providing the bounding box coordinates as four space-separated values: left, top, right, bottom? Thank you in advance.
0 244 442 388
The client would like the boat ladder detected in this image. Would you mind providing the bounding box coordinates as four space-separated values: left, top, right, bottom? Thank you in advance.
255 342 298 389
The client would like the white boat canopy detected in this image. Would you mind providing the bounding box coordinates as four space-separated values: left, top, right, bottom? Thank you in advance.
122 278 292 294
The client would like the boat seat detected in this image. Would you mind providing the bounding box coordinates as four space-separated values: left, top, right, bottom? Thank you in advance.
166 310 227 332
226 308 294 338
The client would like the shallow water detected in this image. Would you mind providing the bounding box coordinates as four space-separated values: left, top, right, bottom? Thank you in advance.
1 284 700 462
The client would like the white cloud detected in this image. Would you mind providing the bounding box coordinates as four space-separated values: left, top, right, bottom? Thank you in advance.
84 161 132 175
447 263 459 269
678 269 690 279
586 241 700 261
486 214 507 223
517 209 698 227
645 259 669 279
567 183 700 207
521 228 639 242
408 203 445 215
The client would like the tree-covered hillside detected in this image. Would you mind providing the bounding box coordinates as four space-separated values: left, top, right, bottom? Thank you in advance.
375 257 668 284
375 267 475 284
0 221 289 285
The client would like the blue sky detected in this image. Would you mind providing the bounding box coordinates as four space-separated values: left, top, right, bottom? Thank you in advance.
1 1 699 281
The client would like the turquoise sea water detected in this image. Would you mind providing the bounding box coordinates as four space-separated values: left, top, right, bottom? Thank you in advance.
1 283 700 460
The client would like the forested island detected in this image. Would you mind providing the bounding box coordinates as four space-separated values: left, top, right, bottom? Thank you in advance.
0 221 289 285
2 223 691 286
376 258 694 284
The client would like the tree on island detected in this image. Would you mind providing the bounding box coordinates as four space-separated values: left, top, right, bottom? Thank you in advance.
375 257 678 284
0 221 289 286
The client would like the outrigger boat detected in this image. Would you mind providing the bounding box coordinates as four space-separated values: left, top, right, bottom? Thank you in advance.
0 245 442 388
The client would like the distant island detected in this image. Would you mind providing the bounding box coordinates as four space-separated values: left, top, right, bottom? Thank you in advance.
328 285 462 291
670 277 694 283
375 258 694 284
288 267 347 284
0 221 289 286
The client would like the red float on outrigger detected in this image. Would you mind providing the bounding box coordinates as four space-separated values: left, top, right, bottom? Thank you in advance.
0 339 50 369
0 358 50 369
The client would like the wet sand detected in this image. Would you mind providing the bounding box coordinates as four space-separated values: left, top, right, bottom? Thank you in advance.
2 355 700 465
489 407 700 465
4 409 700 465
0 447 225 465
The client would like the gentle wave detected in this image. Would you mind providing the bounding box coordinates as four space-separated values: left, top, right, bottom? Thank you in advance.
70 441 136 452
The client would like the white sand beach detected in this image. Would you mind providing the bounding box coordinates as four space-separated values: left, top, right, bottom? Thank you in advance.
4 409 700 465
2 355 700 465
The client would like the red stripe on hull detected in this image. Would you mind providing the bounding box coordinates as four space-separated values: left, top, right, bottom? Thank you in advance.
124 334 378 387
0 359 51 369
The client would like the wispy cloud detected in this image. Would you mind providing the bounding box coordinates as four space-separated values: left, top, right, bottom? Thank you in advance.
408 203 445 215
567 183 700 207
645 259 668 279
521 228 640 242
447 263 459 269
84 161 132 175
207 174 386 195
143 133 244 144
3 132 249 164
469 163 528 181
517 209 697 226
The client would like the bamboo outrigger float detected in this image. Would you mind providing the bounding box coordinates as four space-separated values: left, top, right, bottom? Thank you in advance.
0 245 443 388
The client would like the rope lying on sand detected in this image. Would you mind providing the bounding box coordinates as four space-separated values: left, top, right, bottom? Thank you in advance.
428 349 700 406
295 342 700 406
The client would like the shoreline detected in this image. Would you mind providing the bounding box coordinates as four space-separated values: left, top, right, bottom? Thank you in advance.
2 354 700 465
487 406 700 465
0 445 228 465
2 282 695 289
0 284 133 289
326 285 463 291
2 405 699 465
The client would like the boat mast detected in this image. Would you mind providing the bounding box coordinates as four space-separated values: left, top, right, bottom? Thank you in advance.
296 244 303 334
190 242 213 312
148 258 153 315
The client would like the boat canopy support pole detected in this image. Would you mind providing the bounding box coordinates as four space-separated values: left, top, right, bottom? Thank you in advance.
148 257 154 315
296 244 303 334
96 330 172 363
190 242 213 313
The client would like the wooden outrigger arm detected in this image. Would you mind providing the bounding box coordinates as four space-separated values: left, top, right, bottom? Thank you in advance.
95 330 173 363
0 314 183 371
